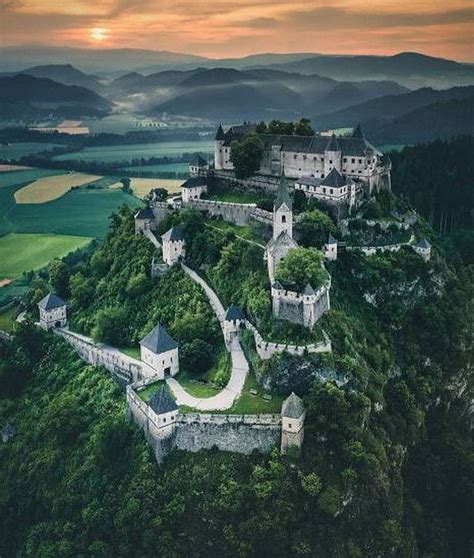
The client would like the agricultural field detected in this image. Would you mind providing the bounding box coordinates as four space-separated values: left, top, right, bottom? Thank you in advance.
0 142 64 160
1 168 142 238
0 233 91 280
14 172 101 204
52 140 214 164
130 177 183 198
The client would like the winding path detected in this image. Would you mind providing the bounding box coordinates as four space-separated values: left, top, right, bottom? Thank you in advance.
164 264 249 410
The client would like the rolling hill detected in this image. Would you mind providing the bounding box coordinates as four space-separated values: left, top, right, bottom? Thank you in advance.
0 74 112 120
16 64 104 93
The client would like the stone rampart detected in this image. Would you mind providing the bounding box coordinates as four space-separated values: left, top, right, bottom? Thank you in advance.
244 320 331 360
207 169 282 194
55 328 143 384
187 198 258 226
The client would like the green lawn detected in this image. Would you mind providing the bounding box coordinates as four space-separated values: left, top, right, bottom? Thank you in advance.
0 305 17 333
119 346 141 360
174 371 222 398
205 190 261 204
205 219 265 244
138 380 166 402
0 233 92 280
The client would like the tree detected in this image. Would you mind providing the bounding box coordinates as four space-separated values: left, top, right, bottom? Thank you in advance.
120 177 132 194
275 247 328 290
49 258 70 298
230 134 264 178
181 338 213 375
298 209 336 247
91 307 129 345
294 118 314 136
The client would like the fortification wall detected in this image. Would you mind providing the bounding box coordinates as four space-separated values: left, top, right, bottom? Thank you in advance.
207 169 282 194
56 329 143 385
187 198 258 226
244 320 331 359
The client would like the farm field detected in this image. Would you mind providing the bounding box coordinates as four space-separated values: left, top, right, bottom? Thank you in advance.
0 233 91 280
52 140 214 164
0 168 63 189
130 177 183 198
0 142 64 160
10 188 142 238
14 172 101 204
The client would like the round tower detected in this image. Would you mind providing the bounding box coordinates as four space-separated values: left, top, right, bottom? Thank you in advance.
214 124 225 170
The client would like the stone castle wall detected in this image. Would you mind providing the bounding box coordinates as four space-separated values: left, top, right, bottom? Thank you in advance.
56 329 143 385
244 320 331 359
127 382 282 463
187 198 260 226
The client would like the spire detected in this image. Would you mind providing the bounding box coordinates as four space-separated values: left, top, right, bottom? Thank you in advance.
325 133 341 152
275 174 292 210
215 124 225 141
352 124 365 139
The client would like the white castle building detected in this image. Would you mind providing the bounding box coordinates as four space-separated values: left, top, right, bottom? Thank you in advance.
140 323 179 379
161 226 186 265
38 292 68 330
214 124 391 208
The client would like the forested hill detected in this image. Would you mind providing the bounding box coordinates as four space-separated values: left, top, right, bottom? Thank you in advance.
390 136 474 238
1 206 472 556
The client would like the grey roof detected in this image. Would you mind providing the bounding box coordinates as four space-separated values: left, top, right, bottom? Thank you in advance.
266 231 298 253
328 233 338 244
352 124 365 139
272 280 284 290
190 154 207 167
326 134 341 152
275 175 292 210
140 323 178 354
215 124 225 140
321 168 346 188
282 392 304 418
181 176 207 188
296 176 321 187
135 207 154 220
38 293 66 311
2 423 15 437
225 305 245 321
303 283 315 295
417 238 431 249
149 386 178 415
161 226 185 242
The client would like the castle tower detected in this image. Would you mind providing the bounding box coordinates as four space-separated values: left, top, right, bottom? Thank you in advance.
37 292 67 330
140 323 179 379
223 305 245 344
323 234 338 261
273 174 293 240
161 226 185 265
324 134 342 176
281 392 305 454
302 283 317 328
214 125 225 170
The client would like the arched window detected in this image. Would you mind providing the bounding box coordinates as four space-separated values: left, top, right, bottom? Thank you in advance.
281 215 286 223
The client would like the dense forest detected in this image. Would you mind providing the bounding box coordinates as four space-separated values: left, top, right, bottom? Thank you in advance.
1 201 472 556
391 136 474 236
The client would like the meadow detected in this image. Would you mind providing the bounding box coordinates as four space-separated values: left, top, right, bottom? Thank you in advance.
14 172 101 204
0 233 91 280
129 177 183 198
120 162 189 174
52 140 214 164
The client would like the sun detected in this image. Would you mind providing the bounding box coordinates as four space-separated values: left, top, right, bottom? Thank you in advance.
89 27 108 42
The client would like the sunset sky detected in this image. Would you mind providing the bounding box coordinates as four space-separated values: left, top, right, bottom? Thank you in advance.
0 0 473 61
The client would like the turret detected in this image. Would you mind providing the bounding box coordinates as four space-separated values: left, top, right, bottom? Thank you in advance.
323 234 338 261
214 124 225 170
324 134 342 176
273 174 293 240
37 292 67 330
281 392 305 454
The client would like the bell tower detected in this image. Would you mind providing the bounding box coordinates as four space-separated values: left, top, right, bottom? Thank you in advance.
273 175 293 240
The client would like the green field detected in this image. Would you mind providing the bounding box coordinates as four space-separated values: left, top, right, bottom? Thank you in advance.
0 142 64 160
53 141 214 164
0 233 92 280
0 305 17 333
120 162 189 174
0 169 142 238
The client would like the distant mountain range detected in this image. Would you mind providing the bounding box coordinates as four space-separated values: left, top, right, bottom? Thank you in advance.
0 74 112 120
0 50 472 144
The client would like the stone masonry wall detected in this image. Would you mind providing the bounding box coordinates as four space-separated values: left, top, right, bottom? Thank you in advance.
187 198 259 226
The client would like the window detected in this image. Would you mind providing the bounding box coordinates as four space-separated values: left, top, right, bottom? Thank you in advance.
358 159 362 164
323 187 326 193
294 154 297 160
330 188 333 195
329 159 333 164
313 156 317 161
352 158 355 163
303 155 307 160
282 215 286 223
343 158 347 163
163 418 166 423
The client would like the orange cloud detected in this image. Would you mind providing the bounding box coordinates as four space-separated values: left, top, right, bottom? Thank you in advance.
1 0 473 60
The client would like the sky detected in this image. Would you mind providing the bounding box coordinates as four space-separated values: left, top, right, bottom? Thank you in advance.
0 0 473 61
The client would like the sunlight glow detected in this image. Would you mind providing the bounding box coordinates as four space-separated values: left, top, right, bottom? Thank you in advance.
89 27 108 42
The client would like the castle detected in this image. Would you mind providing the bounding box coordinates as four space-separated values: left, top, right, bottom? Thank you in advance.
214 123 391 213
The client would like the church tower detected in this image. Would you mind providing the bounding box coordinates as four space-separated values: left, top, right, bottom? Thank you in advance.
273 175 293 240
